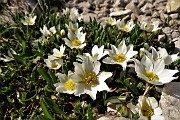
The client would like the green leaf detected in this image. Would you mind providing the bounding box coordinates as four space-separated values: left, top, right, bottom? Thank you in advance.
44 97 67 119
87 105 93 120
40 97 55 120
37 67 52 83
48 71 57 84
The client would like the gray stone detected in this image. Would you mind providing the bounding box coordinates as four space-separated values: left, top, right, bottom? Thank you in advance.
141 3 153 13
137 0 146 8
170 13 179 19
162 27 173 34
166 0 180 13
172 31 180 38
137 15 151 22
160 13 169 22
152 11 160 18
110 9 132 17
125 1 142 16
160 82 180 120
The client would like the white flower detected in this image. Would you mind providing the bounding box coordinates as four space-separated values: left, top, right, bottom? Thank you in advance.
60 29 66 36
103 40 138 70
63 30 86 49
107 17 117 26
72 57 112 100
127 96 165 120
77 45 108 62
22 14 37 25
69 7 82 21
44 57 63 70
50 45 66 60
140 21 161 32
54 71 81 94
134 55 178 85
0 48 18 62
65 22 82 33
63 7 82 21
40 25 56 37
62 8 70 15
146 46 179 65
116 19 135 32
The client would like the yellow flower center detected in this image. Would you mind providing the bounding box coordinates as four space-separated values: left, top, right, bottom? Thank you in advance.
145 25 151 30
71 27 77 33
51 63 58 68
71 39 81 47
113 53 126 63
82 72 98 87
123 26 129 32
144 71 159 81
154 57 162 61
65 79 76 91
28 20 33 25
141 102 154 117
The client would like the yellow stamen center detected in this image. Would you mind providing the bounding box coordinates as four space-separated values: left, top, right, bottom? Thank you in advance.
71 27 77 33
113 53 126 63
144 71 159 81
123 26 129 32
154 57 162 61
82 72 98 87
51 63 58 68
145 25 151 30
72 39 81 46
28 20 33 25
141 101 154 117
65 79 75 91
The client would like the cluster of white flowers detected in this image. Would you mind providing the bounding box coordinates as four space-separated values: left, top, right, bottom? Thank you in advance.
44 45 65 70
63 22 86 49
106 17 161 33
18 7 179 119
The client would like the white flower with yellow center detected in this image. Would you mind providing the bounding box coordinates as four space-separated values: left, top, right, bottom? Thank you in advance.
44 57 63 70
107 17 117 26
116 19 135 32
72 57 112 100
65 22 82 33
54 71 81 94
134 55 178 85
103 40 138 70
146 46 179 65
77 45 109 62
63 30 86 49
140 21 161 32
62 8 70 15
50 45 66 60
127 96 165 120
22 14 37 25
40 25 56 37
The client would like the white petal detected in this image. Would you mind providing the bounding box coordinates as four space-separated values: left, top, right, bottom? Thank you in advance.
98 72 112 82
153 60 165 75
74 83 85 96
127 103 138 114
118 40 127 54
73 62 84 75
83 57 93 73
158 69 178 83
86 89 98 100
151 115 165 120
93 61 101 75
142 56 153 71
154 107 162 115
133 59 145 74
147 97 158 109
96 82 110 92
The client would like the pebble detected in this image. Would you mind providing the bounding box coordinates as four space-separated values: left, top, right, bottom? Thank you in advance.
170 13 179 19
110 9 132 17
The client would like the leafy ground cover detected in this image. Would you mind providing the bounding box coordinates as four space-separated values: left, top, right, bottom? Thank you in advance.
0 5 179 120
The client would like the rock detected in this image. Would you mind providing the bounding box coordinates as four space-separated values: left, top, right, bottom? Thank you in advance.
152 11 160 18
158 34 166 42
160 82 180 120
170 13 179 19
125 1 142 16
141 3 153 13
162 27 173 34
160 13 169 22
78 2 91 9
137 0 146 8
173 38 180 53
95 115 130 120
166 0 180 13
172 31 180 38
110 9 132 17
137 15 151 22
